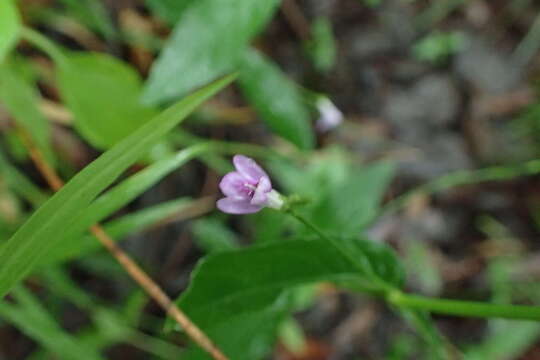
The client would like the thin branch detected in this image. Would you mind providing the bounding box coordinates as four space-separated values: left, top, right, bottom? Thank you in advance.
281 0 311 42
19 129 228 360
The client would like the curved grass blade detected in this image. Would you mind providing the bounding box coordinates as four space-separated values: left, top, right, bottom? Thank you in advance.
0 74 236 298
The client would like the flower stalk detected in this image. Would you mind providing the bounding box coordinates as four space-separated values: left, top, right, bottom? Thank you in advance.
216 154 540 323
388 290 540 321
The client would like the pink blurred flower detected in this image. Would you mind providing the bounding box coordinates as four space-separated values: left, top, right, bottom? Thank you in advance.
217 155 283 214
315 97 343 132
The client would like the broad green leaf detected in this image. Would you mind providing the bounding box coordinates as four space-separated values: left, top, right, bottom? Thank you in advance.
250 208 292 244
178 239 358 329
170 237 403 359
145 0 194 25
0 0 20 62
270 149 395 235
239 49 314 149
310 161 395 235
58 52 158 149
0 286 104 360
0 74 235 298
181 297 288 360
0 60 56 165
42 198 194 265
143 0 279 104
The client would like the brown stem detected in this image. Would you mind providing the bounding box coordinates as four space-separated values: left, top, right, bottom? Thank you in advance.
18 128 228 360
281 0 311 42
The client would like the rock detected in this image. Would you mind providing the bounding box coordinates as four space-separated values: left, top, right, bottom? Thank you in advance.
416 74 461 127
348 27 395 60
398 133 472 179
379 1 416 47
383 74 461 141
304 0 338 18
454 36 522 94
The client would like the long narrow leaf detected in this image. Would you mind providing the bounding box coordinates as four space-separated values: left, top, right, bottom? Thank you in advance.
0 74 236 298
0 0 20 62
0 286 104 360
42 198 194 265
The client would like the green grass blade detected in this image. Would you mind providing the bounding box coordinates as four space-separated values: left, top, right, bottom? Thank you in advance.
0 74 236 298
0 286 105 360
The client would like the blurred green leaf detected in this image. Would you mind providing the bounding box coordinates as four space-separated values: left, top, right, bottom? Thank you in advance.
0 286 105 360
0 60 56 165
58 52 158 149
413 31 465 63
305 17 337 72
239 49 314 149
82 144 206 225
42 268 184 359
0 0 20 62
250 208 292 244
278 317 307 355
463 221 540 360
0 74 235 298
42 198 194 265
57 0 116 40
271 150 394 235
311 161 394 235
463 322 540 360
169 237 402 359
405 240 442 296
361 0 381 7
386 333 418 360
143 0 279 104
0 150 49 207
36 145 208 264
191 217 239 253
145 0 194 25
399 309 451 360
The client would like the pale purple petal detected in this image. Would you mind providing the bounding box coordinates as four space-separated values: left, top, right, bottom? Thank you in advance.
233 155 268 184
219 172 250 199
251 176 271 206
315 97 343 132
216 197 263 214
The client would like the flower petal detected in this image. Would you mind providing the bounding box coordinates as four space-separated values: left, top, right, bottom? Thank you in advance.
216 197 263 214
316 97 343 132
233 155 269 183
219 172 249 199
251 176 271 206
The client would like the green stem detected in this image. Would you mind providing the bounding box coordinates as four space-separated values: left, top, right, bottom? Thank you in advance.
287 209 333 243
389 291 540 321
285 209 393 292
20 27 67 65
381 159 540 217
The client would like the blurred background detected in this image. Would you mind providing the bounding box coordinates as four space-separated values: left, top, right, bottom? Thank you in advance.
1 0 540 359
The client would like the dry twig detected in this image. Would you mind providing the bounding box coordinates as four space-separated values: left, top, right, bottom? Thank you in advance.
19 129 228 360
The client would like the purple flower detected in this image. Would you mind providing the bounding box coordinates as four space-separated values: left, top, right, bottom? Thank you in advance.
217 155 283 214
315 97 343 132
